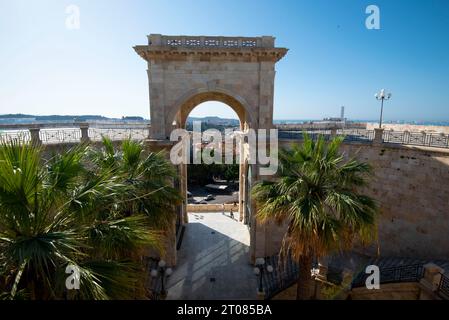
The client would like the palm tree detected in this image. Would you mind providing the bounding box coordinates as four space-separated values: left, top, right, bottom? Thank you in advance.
89 137 182 229
252 134 378 300
0 138 179 299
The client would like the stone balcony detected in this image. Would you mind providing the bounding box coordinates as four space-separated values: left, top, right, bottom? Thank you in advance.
134 34 288 62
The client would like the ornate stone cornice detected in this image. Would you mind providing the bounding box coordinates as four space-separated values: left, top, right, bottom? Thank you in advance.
134 46 287 62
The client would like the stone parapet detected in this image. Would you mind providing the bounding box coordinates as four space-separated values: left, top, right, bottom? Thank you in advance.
134 34 287 63
149 34 275 48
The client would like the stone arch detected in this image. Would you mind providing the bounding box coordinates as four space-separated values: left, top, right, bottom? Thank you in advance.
166 87 255 135
134 34 287 140
135 34 287 265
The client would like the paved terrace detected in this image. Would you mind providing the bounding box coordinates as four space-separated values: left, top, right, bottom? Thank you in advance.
166 211 257 300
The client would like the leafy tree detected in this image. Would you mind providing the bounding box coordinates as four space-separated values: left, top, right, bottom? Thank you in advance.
0 137 180 299
89 138 182 229
252 134 378 299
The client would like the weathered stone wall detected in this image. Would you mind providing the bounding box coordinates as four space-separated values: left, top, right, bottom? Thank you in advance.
261 141 449 260
349 282 421 300
36 138 449 263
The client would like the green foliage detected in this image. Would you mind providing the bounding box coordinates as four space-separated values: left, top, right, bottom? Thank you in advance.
252 134 379 258
188 162 239 186
0 137 181 299
252 134 379 299
319 275 353 300
186 143 239 186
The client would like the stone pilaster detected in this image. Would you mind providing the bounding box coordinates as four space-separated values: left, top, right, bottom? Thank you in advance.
29 125 41 145
419 263 445 299
373 128 384 145
78 123 90 142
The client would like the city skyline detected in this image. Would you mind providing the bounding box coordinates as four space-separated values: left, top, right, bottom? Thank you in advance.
0 0 448 121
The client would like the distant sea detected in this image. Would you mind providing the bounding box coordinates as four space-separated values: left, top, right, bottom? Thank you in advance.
273 119 449 126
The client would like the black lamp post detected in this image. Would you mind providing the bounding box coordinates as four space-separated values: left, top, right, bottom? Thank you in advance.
151 259 173 297
253 257 274 295
375 89 392 128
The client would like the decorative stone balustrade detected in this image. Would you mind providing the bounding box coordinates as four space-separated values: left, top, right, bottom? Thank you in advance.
0 122 151 144
134 34 288 62
349 260 448 300
148 34 275 48
1 124 449 149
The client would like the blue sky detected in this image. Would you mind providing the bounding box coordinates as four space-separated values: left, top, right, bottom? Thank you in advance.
0 0 448 121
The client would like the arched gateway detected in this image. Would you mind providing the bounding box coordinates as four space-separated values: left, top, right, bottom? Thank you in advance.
134 34 287 263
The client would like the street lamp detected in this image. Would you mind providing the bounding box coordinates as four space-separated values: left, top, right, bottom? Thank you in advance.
151 259 173 297
253 257 274 295
375 89 392 128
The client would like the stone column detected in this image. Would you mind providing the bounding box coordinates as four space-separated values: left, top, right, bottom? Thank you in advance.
147 63 167 140
330 128 337 137
373 128 384 145
147 123 152 139
258 61 276 129
180 163 188 224
419 263 444 299
29 125 41 145
251 164 267 263
239 161 246 222
403 130 410 144
78 123 90 142
421 131 427 144
148 34 162 46
261 36 275 48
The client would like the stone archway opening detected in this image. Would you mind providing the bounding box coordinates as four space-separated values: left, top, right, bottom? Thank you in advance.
174 97 248 223
169 90 253 135
165 99 257 299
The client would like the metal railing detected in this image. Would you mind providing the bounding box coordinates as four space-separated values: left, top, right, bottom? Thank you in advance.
0 122 150 144
40 128 82 144
262 256 448 299
262 254 299 299
337 129 375 142
278 129 375 143
0 130 31 143
88 128 149 141
279 128 449 149
351 264 425 288
437 273 449 299
383 130 449 148
275 122 366 131
278 130 332 141
2 124 449 150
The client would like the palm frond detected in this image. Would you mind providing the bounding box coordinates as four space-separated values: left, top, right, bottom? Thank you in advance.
252 134 379 259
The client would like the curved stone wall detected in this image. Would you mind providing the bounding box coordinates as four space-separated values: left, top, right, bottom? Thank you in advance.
263 141 449 260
